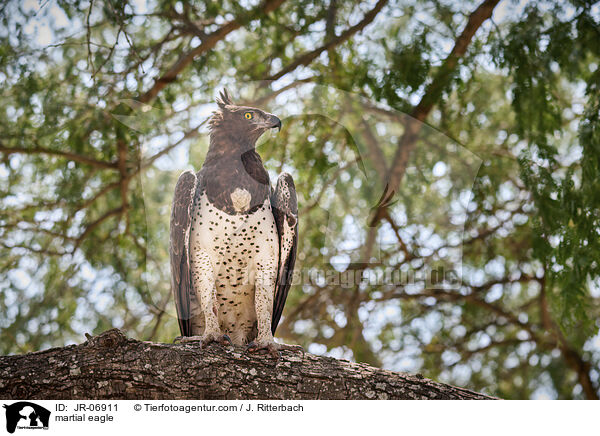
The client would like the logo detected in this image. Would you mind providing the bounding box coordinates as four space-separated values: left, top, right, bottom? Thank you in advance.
2 402 50 434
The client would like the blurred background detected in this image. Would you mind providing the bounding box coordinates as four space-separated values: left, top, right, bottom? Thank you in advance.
1 0 599 399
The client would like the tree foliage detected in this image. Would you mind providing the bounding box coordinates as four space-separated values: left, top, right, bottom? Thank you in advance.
0 0 599 399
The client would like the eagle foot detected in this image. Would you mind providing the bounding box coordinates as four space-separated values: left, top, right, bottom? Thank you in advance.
245 341 304 360
173 334 233 348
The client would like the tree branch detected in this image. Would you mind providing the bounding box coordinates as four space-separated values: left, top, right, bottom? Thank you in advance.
372 0 501 225
539 277 599 400
264 0 388 81
360 118 389 179
73 206 123 251
0 329 497 400
139 0 287 104
0 143 118 170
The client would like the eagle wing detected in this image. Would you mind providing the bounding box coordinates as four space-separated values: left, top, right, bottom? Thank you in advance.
270 172 299 335
169 170 199 337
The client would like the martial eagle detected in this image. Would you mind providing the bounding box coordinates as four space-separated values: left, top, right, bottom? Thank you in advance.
169 90 300 356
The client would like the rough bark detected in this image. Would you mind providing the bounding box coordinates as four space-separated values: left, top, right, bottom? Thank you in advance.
0 329 496 400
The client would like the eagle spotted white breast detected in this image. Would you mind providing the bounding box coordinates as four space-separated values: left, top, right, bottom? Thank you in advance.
169 90 300 357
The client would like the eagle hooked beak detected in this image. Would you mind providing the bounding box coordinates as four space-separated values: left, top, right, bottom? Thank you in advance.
268 114 282 132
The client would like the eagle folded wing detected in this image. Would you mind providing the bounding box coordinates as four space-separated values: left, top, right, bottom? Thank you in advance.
270 172 299 335
169 170 199 337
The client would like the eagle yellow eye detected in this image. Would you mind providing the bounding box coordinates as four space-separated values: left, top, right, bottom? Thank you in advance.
244 112 253 120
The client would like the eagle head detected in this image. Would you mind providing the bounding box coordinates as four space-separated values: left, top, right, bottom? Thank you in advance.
208 89 282 147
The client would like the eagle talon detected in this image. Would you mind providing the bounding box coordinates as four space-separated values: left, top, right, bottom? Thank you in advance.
174 333 232 349
246 341 302 359
245 341 278 358
245 341 260 353
269 347 282 360
220 334 233 347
